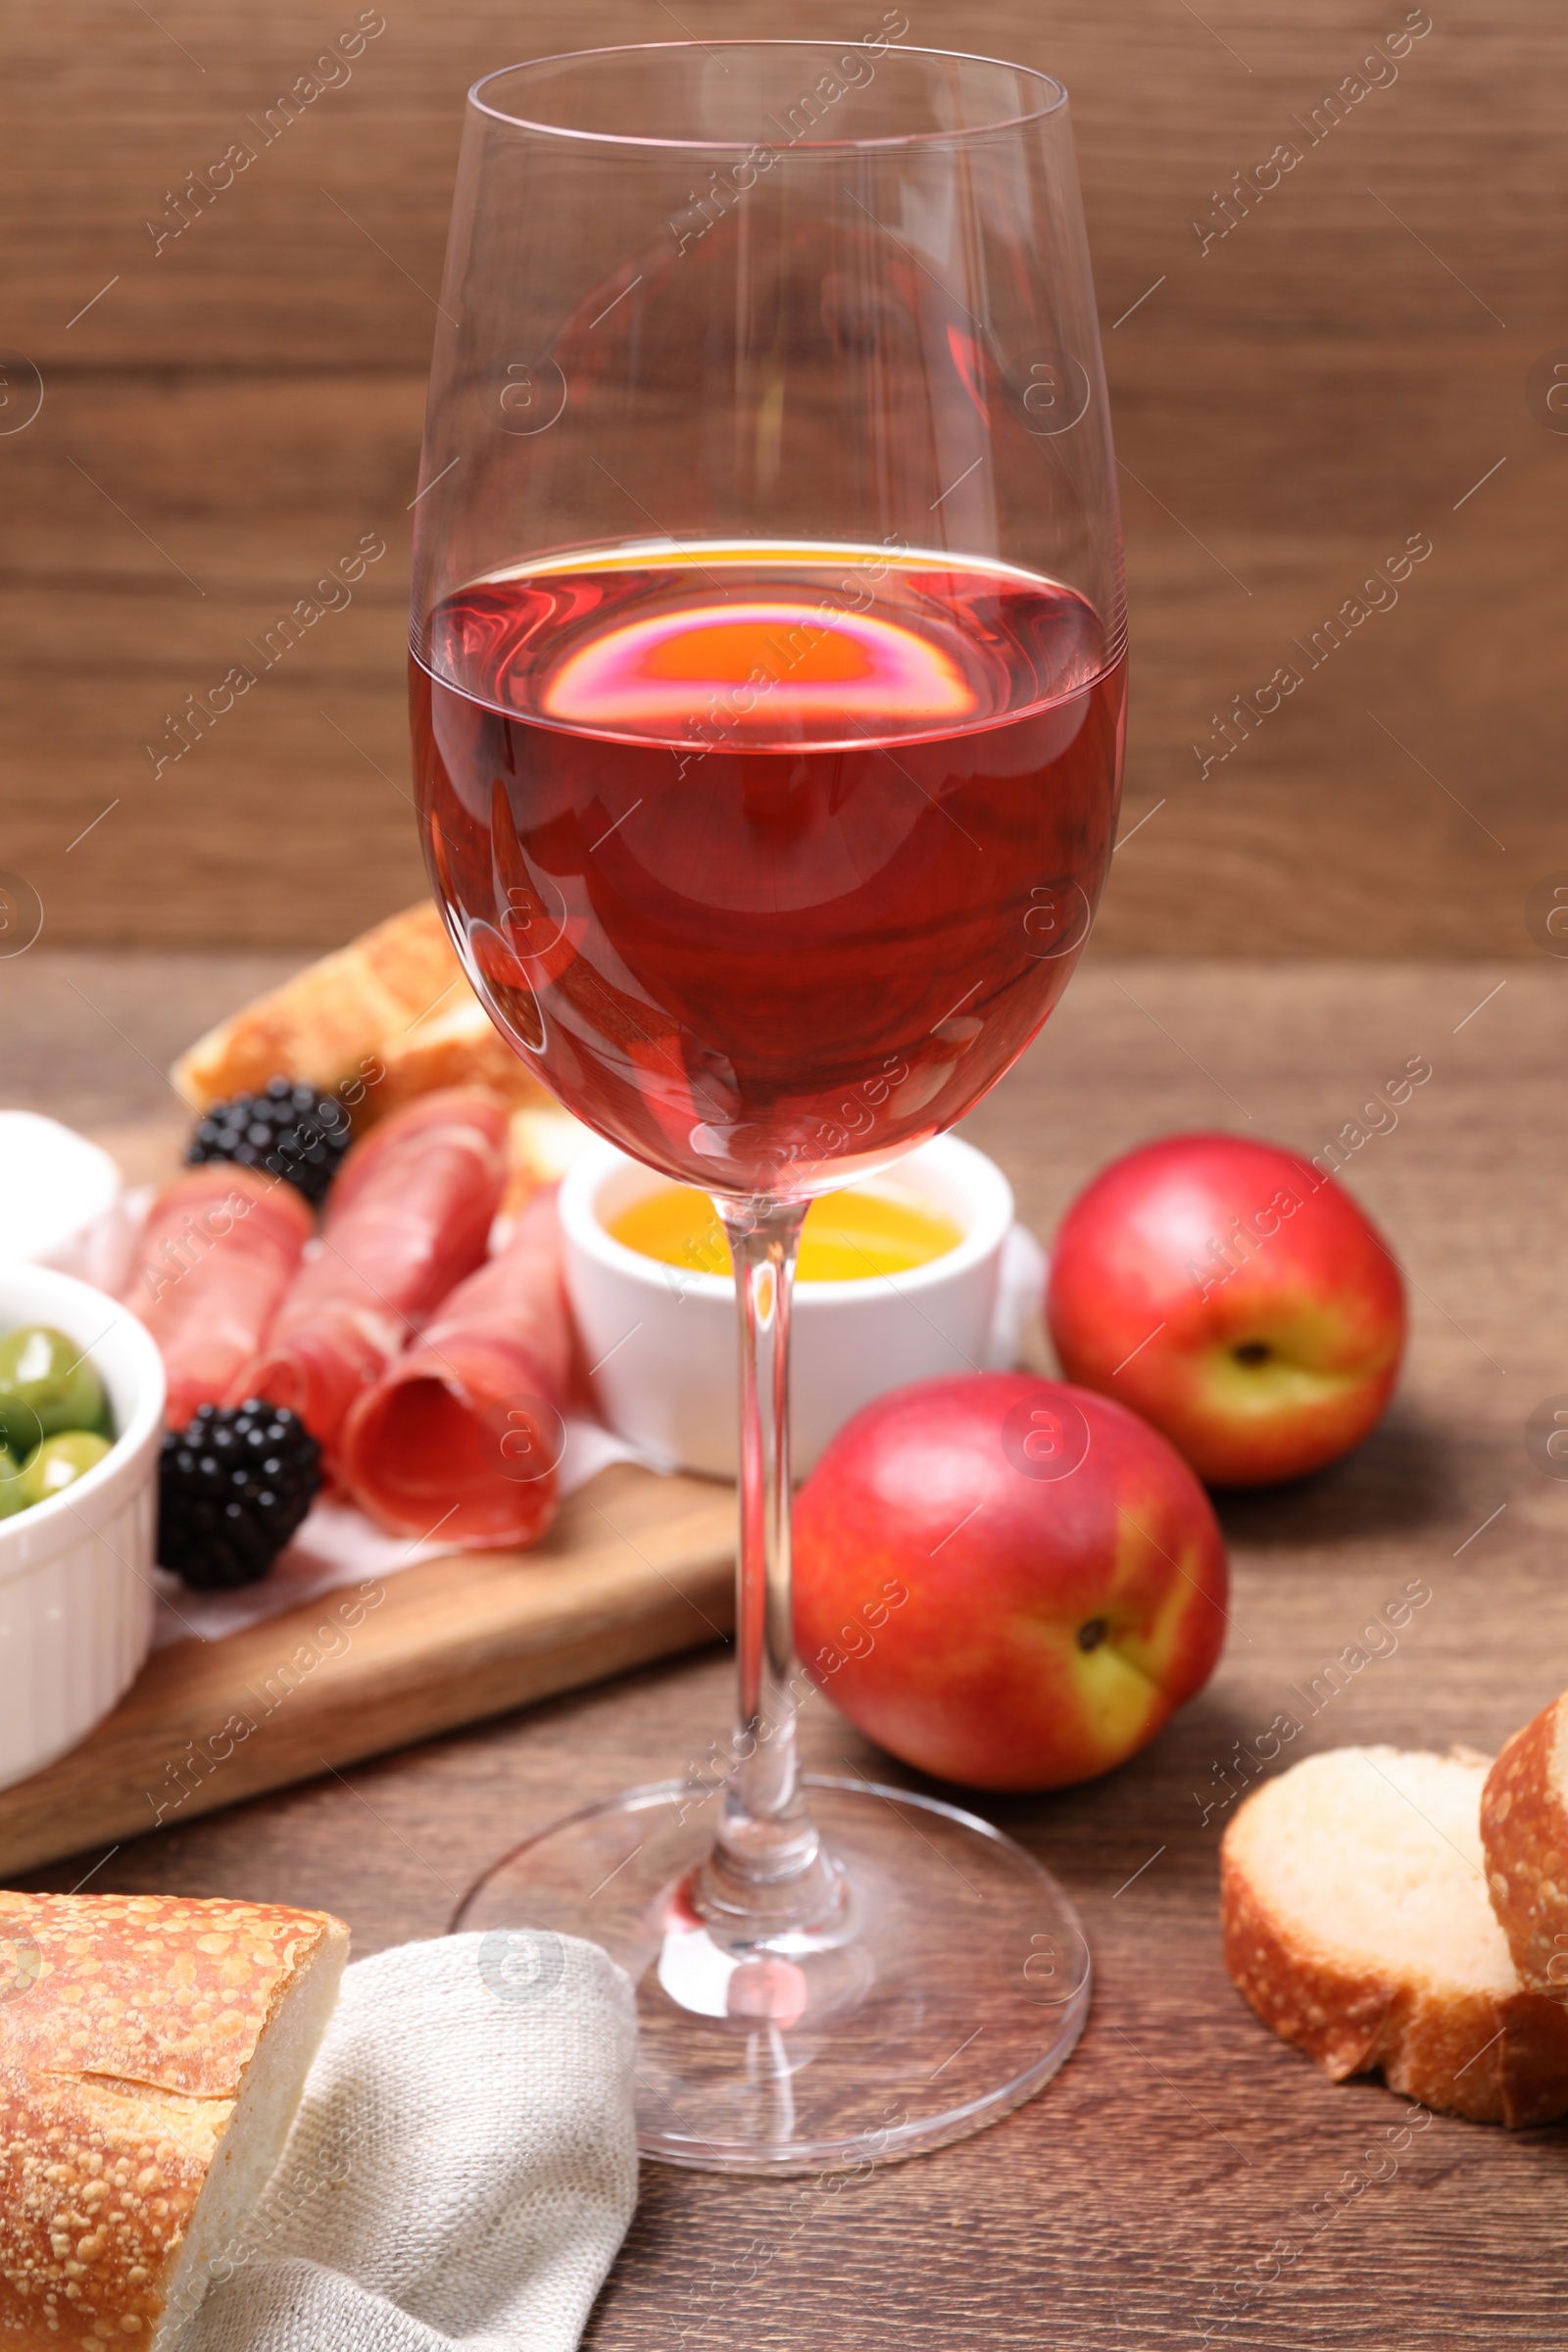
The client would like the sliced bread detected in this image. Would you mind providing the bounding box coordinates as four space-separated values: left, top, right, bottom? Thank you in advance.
0 1891 348 2349
1220 1744 1568 2126
1481 1690 1568 1995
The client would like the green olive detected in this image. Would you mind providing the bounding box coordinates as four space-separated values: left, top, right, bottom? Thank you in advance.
17 1431 114 1509
0 1325 108 1456
0 1446 25 1519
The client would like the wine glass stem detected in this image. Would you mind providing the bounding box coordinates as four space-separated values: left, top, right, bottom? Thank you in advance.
699 1197 841 1936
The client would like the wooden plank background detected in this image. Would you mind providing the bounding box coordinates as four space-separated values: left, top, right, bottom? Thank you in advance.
1 0 1562 957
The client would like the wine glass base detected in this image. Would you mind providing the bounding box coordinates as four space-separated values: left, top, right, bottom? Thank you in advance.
451 1773 1091 2174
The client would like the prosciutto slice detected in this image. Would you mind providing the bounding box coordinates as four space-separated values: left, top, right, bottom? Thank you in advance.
339 1187 570 1549
127 1165 314 1430
235 1088 510 1458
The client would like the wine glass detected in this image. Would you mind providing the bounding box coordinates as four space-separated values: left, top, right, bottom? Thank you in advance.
417 39 1126 2172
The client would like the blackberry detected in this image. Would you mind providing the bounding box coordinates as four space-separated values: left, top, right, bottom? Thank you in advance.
187 1078 352 1205
158 1400 322 1591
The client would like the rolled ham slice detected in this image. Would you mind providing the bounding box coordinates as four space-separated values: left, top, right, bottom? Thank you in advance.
126 1164 314 1429
235 1087 510 1458
338 1187 570 1548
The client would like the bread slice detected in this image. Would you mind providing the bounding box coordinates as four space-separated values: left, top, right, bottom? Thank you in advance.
1221 1745 1568 2125
1481 1691 1568 1995
171 902 464 1108
0 1891 348 2349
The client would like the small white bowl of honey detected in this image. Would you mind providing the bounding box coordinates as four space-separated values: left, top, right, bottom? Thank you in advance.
560 1135 1017 1478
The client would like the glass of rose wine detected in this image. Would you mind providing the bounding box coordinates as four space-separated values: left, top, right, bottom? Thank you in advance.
422 39 1126 2171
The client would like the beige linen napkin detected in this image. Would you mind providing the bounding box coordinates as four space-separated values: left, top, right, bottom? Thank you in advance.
183 1930 638 2352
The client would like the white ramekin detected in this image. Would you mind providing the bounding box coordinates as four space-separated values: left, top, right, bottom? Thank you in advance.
0 1111 134 1294
0 1264 166 1790
561 1135 1014 1478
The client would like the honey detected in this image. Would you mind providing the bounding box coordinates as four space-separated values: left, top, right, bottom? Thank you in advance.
608 1184 963 1284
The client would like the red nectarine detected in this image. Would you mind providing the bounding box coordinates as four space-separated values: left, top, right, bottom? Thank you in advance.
1045 1132 1406 1487
793 1372 1228 1792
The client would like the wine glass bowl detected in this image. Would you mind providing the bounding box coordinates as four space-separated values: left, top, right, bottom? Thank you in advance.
414 545 1122 1197
421 38 1124 2170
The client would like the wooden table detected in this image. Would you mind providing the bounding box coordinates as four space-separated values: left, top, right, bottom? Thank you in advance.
11 949 1565 2351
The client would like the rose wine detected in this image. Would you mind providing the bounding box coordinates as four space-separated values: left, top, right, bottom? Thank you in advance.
412 541 1125 1198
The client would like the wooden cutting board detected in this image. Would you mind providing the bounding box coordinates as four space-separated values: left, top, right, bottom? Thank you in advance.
0 1460 735 1878
0 1123 735 1878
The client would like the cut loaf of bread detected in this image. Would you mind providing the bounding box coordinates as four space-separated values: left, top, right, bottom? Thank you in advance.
1481 1690 1568 1995
358 991 553 1128
172 902 555 1126
1221 1745 1568 2126
0 1891 348 2350
171 902 465 1108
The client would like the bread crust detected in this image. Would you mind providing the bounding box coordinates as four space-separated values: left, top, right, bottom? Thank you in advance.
1481 1695 1568 1995
0 1891 346 2350
1220 1838 1396 2083
1221 1771 1568 2128
171 903 463 1108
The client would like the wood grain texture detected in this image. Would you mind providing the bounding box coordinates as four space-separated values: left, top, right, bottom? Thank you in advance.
0 0 1562 954
12 949 1568 2350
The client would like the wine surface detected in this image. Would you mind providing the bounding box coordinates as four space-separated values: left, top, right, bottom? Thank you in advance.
413 541 1125 1198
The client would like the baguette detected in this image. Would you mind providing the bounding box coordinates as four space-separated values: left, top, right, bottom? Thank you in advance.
1481 1690 1568 1995
1220 1745 1568 2126
171 902 464 1108
356 990 555 1129
0 1891 348 2349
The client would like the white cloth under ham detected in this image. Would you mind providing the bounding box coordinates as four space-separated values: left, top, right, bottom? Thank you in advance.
338 1189 571 1547
236 1089 509 1461
126 1165 314 1429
